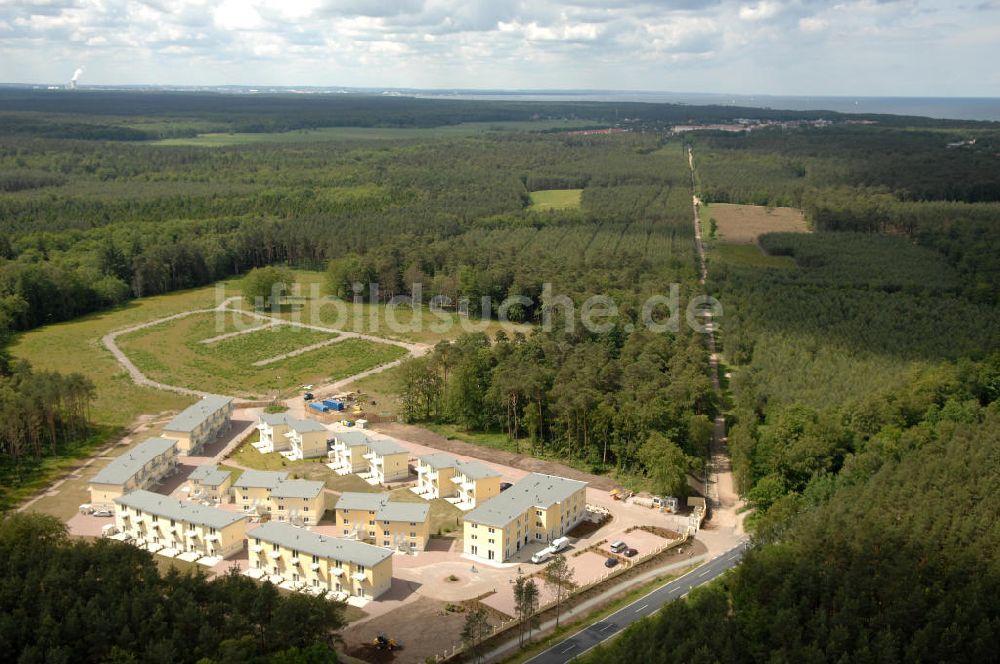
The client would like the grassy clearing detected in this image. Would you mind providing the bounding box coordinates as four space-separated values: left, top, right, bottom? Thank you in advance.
705 202 809 244
387 487 464 540
233 270 532 345
528 189 583 210
153 121 598 146
223 440 380 494
714 243 797 269
119 313 403 398
343 364 405 418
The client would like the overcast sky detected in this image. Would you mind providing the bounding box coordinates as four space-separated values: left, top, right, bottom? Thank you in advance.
0 0 998 96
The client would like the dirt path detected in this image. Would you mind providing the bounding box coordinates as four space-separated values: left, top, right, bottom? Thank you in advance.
689 147 744 534
374 422 619 491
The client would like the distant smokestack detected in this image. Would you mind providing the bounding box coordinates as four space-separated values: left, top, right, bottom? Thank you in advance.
68 67 84 90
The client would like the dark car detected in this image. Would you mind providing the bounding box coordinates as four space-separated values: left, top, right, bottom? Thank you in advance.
624 548 638 558
500 482 513 491
304 392 314 401
604 557 618 568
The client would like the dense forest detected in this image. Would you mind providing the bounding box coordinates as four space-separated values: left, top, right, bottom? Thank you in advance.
0 513 344 663
2 92 999 661
578 110 1000 662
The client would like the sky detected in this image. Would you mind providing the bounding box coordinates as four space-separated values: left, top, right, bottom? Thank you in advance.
0 0 998 96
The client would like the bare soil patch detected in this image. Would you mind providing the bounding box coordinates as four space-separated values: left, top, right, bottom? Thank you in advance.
707 202 809 244
341 597 470 664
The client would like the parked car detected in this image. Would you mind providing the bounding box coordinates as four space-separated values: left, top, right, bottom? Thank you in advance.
550 536 570 553
609 540 627 554
531 550 552 564
92 509 113 517
604 557 618 568
500 482 513 491
624 548 638 557
304 392 315 401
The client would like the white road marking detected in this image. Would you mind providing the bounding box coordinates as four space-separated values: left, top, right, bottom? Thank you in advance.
600 623 616 632
634 604 649 613
561 644 577 654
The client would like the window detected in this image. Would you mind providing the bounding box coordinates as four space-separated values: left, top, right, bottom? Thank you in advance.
312 555 320 564
536 510 542 516
343 529 349 536
409 522 416 526
210 528 217 535
272 543 280 552
488 527 495 533
471 545 478 555
536 521 542 527
471 534 478 540
488 538 495 544
410 532 416 538
383 530 390 536
471 523 478 529
383 540 390 546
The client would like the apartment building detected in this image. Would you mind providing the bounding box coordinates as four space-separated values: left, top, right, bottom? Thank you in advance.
233 470 289 512
269 479 326 525
248 521 394 598
363 437 410 484
463 473 588 562
162 395 234 455
334 492 431 550
328 431 371 475
450 460 502 509
185 464 233 502
284 418 329 460
231 470 325 523
256 413 293 453
414 452 460 499
89 437 178 508
114 489 249 558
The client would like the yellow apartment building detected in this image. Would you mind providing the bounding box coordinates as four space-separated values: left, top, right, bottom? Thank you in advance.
185 464 233 503
255 412 292 453
114 489 249 558
335 492 431 550
283 418 330 460
450 460 502 509
362 437 410 484
233 470 289 512
248 521 394 598
463 473 588 562
269 479 327 525
414 452 460 499
328 431 371 475
89 437 178 509
162 395 234 455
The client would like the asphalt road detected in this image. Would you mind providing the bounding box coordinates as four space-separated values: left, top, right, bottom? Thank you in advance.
524 543 747 664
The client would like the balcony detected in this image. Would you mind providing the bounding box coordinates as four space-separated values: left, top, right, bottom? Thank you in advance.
185 529 198 538
251 545 263 553
268 549 282 559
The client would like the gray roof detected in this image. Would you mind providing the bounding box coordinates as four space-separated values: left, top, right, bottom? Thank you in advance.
417 453 459 470
335 492 429 523
455 460 501 480
91 437 177 486
233 470 289 489
287 418 327 434
164 395 233 433
114 489 249 529
260 412 291 426
334 430 371 447
248 521 393 568
464 473 587 528
364 437 408 456
187 464 231 487
271 479 325 499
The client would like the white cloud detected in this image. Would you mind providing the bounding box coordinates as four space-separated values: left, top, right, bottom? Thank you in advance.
0 0 993 95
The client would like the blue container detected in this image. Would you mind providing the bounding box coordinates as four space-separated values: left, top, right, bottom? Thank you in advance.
308 402 329 413
322 399 344 411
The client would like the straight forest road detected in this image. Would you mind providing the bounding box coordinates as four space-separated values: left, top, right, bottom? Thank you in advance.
523 544 746 664
516 147 748 664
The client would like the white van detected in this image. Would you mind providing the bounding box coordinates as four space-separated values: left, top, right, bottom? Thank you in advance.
550 537 570 553
531 549 553 564
609 540 627 553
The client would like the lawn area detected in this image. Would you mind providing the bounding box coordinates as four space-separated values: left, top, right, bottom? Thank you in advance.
703 202 810 243
222 440 380 493
153 121 599 146
528 188 583 210
344 363 405 418
714 243 797 269
119 314 404 398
